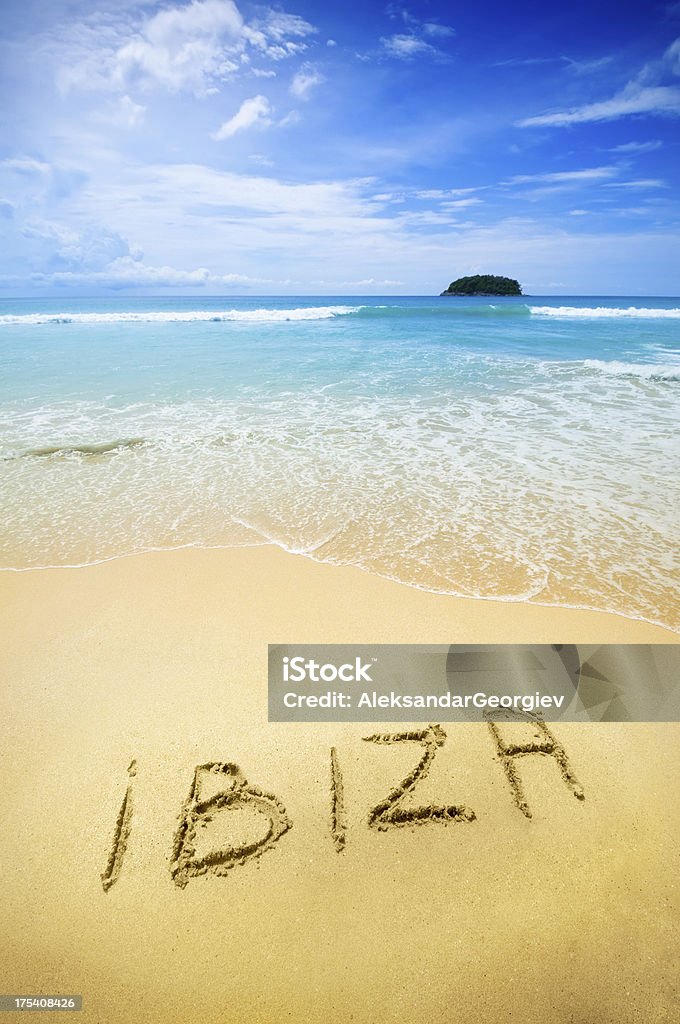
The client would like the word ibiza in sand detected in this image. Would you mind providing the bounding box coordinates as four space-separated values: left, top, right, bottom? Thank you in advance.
101 721 585 893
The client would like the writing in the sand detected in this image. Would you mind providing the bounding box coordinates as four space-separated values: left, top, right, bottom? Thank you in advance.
101 721 584 892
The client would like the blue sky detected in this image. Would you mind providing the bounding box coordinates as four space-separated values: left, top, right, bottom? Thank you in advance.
1 0 679 295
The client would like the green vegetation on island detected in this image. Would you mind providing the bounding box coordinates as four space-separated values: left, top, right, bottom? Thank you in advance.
440 275 522 296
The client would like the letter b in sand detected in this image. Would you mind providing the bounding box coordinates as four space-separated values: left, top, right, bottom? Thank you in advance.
170 762 291 888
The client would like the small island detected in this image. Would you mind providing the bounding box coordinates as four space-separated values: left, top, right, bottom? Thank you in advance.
440 274 522 296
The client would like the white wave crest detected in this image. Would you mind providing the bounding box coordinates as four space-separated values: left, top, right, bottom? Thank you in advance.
583 359 680 380
530 305 680 319
0 306 363 326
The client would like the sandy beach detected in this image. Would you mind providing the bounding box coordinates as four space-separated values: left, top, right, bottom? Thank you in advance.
1 545 678 1023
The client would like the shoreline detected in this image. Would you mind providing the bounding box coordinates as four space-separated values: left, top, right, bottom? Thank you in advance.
1 542 677 640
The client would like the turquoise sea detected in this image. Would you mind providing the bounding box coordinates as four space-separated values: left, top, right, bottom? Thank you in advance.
1 294 678 630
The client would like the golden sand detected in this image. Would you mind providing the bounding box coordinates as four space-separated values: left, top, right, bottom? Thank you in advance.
1 546 678 1023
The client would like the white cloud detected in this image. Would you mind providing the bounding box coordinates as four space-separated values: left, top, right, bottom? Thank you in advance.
0 157 91 212
5 156 680 294
98 95 146 127
440 197 483 209
52 227 133 269
248 153 274 167
496 56 562 68
604 179 666 188
381 35 438 60
252 11 315 43
0 157 51 176
56 0 317 96
112 0 246 94
610 140 663 153
563 55 614 75
147 164 376 217
20 218 78 246
313 277 404 287
33 256 269 289
518 37 680 126
412 187 480 199
79 165 380 253
666 36 680 73
609 207 654 217
212 95 272 139
385 6 454 38
506 167 619 184
290 66 325 99
245 10 316 61
422 23 455 38
518 83 680 127
277 109 301 127
5 216 139 278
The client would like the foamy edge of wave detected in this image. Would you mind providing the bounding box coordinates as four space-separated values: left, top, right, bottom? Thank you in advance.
530 305 680 319
0 306 364 326
583 359 680 380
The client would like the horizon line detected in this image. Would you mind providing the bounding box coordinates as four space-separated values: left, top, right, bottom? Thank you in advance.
2 292 680 301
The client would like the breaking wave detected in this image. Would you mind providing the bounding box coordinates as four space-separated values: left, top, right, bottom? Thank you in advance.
583 360 680 381
530 305 680 319
0 306 363 326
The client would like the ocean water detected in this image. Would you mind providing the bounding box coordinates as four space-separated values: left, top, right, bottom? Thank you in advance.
1 294 678 630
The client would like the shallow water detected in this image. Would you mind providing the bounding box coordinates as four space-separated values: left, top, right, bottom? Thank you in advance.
1 294 678 629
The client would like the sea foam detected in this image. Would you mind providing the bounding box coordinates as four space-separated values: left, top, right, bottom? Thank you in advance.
530 305 680 319
0 306 363 326
583 360 680 380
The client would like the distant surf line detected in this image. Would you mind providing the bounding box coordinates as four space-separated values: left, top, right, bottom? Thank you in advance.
0 306 363 326
2 303 679 327
530 305 680 319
